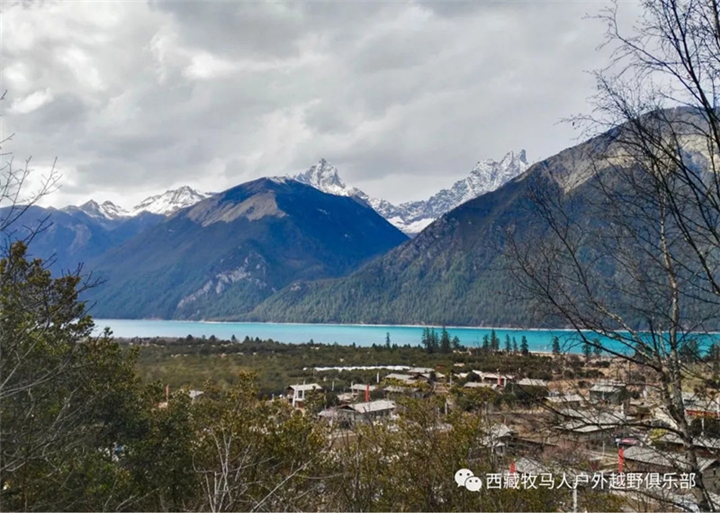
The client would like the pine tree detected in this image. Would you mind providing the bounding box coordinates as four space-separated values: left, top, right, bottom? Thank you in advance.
430 329 440 354
482 335 490 352
385 332 391 349
512 337 518 353
451 336 462 351
520 335 529 356
490 329 499 351
421 328 432 354
551 336 561 355
583 340 592 361
440 327 451 354
505 334 512 353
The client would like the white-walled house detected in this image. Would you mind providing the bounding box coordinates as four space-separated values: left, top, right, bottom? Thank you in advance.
286 383 322 407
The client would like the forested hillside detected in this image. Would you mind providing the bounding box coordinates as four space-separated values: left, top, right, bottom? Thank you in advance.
87 178 408 319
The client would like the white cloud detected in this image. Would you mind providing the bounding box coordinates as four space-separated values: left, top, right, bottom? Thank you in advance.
1 0 641 208
183 52 237 80
9 89 54 114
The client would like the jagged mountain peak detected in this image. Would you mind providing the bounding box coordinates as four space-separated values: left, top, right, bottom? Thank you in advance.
130 186 213 216
455 149 530 203
471 150 528 175
290 152 530 235
68 199 129 220
292 159 355 197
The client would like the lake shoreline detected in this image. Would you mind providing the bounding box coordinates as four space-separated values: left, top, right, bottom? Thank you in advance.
94 318 631 355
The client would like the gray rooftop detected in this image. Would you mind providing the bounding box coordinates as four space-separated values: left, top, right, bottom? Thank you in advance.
623 445 718 472
350 384 377 392
348 399 396 414
288 383 322 392
516 378 549 387
384 373 415 383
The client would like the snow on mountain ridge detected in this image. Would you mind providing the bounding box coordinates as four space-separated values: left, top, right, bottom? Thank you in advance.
61 200 130 220
292 159 364 198
130 186 213 216
291 152 529 235
64 152 527 229
61 186 212 220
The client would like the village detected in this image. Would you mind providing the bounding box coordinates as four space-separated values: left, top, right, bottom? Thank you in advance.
276 354 720 512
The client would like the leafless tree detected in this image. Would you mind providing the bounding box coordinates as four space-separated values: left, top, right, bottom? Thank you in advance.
505 1 720 510
0 90 60 246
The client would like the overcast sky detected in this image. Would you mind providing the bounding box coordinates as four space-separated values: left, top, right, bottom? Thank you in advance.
1 0 640 209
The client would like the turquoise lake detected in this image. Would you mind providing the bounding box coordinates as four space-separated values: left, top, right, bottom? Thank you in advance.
92 319 623 354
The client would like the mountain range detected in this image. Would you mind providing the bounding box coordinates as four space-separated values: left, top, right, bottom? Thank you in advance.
9 151 523 297
292 152 529 234
9 109 715 328
59 152 528 235
86 178 408 319
244 108 719 328
0 205 164 274
61 186 214 219
6 143 618 327
241 146 589 326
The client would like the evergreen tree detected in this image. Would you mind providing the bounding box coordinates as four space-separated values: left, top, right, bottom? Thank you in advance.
582 340 592 361
451 336 462 351
431 329 440 354
482 334 490 352
512 336 518 353
385 332 391 349
490 329 499 351
440 327 451 354
421 328 432 354
551 336 561 355
520 335 529 356
504 334 512 353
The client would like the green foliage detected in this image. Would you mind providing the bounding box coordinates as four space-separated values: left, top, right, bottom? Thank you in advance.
440 327 452 354
88 179 407 320
551 336 561 355
131 336 556 396
490 329 499 351
0 243 581 512
329 397 563 512
0 242 143 511
422 327 440 354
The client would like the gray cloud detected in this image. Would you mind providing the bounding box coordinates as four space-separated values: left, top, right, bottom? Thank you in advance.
1 0 639 207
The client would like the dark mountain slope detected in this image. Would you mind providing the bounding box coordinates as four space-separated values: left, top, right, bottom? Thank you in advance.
87 178 408 319
244 134 630 327
0 206 163 274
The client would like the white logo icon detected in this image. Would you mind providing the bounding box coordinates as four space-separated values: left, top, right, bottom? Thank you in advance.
455 468 481 490
465 476 483 492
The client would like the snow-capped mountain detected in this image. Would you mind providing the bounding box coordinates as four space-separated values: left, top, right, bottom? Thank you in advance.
64 153 527 230
61 186 213 221
62 200 129 220
390 150 530 233
292 160 404 223
292 159 363 198
291 151 530 234
130 186 213 216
